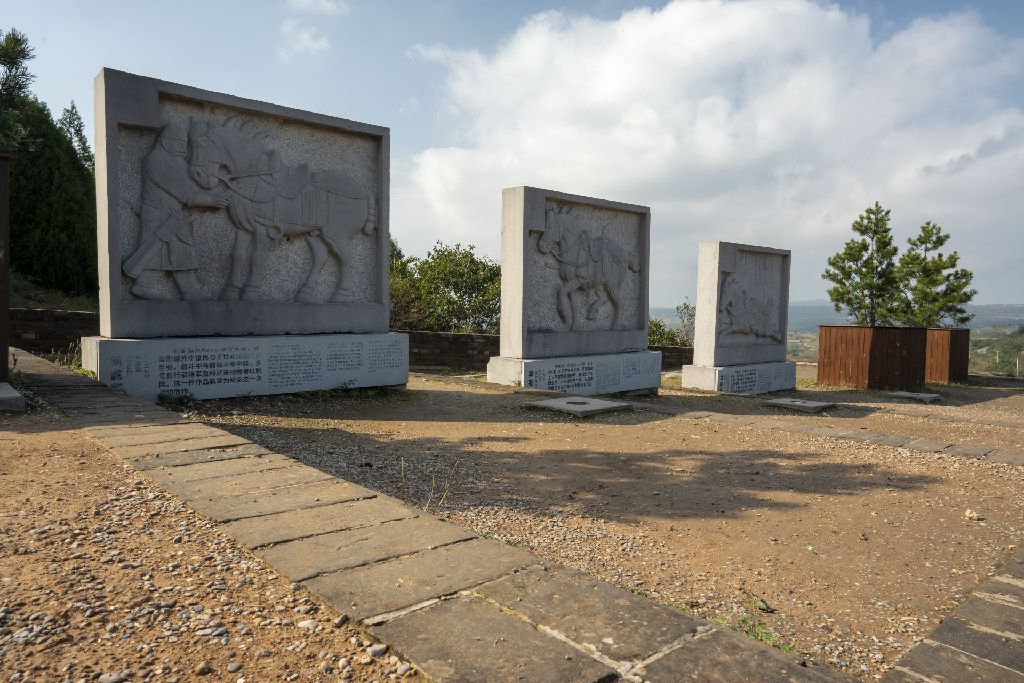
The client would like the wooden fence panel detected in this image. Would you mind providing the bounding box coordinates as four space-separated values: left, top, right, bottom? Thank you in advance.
925 328 970 383
818 326 926 390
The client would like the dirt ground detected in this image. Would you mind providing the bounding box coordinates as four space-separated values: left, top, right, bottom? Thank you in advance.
0 406 409 683
185 374 1024 680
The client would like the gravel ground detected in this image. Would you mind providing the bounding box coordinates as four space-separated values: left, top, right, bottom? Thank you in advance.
0 406 414 683
187 375 1024 680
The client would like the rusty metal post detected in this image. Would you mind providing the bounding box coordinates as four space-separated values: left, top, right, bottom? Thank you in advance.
0 154 12 383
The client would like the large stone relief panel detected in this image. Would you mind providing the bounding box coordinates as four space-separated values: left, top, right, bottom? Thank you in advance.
715 248 785 347
525 200 642 334
116 97 380 305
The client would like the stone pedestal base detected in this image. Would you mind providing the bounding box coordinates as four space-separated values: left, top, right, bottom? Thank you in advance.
0 382 27 412
487 351 661 396
82 333 409 402
681 361 795 395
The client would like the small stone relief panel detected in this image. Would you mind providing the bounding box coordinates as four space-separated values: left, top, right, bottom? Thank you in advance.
117 96 380 304
525 201 642 333
716 249 785 346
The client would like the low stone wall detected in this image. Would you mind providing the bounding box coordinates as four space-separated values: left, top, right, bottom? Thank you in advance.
8 309 694 372
10 308 99 354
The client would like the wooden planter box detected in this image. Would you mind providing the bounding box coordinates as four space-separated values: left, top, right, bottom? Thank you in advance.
925 328 970 383
817 325 927 390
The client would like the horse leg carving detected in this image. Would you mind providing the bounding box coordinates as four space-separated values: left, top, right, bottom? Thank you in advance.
319 234 353 302
605 284 624 330
222 230 252 300
297 235 328 303
556 281 578 329
242 229 269 301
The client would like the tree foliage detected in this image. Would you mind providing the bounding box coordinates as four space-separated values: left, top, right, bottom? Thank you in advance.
648 317 684 346
1 28 97 295
824 203 977 329
895 221 976 328
675 297 696 346
389 239 501 334
823 202 900 327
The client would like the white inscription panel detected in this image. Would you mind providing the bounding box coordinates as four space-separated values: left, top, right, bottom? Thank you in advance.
488 351 661 396
83 333 409 401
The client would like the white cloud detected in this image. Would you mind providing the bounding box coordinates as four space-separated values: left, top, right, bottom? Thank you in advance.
286 0 350 15
394 0 1024 304
277 19 330 60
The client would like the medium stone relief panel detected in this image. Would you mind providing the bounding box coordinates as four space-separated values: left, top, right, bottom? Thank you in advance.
716 249 784 346
525 201 642 333
117 96 380 304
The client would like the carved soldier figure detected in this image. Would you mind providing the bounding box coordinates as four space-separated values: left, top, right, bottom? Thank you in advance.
123 124 228 300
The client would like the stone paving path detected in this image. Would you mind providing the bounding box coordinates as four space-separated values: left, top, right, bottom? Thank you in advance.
11 352 841 683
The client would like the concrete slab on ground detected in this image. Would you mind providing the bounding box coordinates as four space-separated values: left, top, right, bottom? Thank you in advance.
0 382 27 412
161 465 334 501
84 422 209 438
111 433 252 459
989 449 1024 466
188 479 375 522
304 537 536 622
764 398 836 413
955 596 1024 635
130 443 272 470
888 391 941 403
640 629 835 682
525 397 631 417
143 453 296 485
943 444 995 459
258 516 477 581
928 617 1023 672
906 439 952 453
474 565 702 663
372 595 616 683
99 425 235 448
885 641 1017 682
222 496 419 548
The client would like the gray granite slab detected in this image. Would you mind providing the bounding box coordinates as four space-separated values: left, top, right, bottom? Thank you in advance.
888 391 941 403
98 425 234 447
956 597 1024 635
474 565 702 663
906 439 952 453
130 443 271 470
111 434 252 459
188 479 374 522
373 596 616 683
0 382 26 412
162 465 333 501
944 444 996 459
304 537 536 621
526 397 631 417
764 398 836 413
929 617 1024 672
257 516 476 581
221 495 417 548
887 641 1019 682
143 453 295 485
989 449 1024 466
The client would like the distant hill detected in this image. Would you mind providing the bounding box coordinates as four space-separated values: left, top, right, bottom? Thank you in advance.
650 304 1024 333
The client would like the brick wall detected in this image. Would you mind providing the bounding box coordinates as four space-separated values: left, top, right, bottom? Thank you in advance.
8 309 694 371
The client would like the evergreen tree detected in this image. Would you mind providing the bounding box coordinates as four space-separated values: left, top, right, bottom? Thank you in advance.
895 221 976 328
823 202 900 326
0 28 35 152
57 101 93 172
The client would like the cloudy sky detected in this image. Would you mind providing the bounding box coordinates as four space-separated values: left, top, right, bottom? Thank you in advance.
6 0 1023 304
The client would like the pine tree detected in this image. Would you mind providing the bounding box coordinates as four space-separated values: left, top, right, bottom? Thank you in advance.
0 27 35 152
57 101 93 173
823 202 900 327
895 221 976 328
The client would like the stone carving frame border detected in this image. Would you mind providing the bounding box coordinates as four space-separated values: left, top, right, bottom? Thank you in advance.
692 241 791 367
499 186 650 359
95 68 390 338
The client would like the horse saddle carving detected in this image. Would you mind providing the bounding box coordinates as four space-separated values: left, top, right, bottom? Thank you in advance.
277 163 312 199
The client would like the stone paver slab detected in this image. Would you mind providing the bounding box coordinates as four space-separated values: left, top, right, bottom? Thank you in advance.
305 537 536 621
130 443 271 470
84 422 208 438
112 434 251 459
526 397 631 417
67 413 186 427
189 479 374 522
889 641 1023 682
838 430 881 443
944 444 996 459
475 565 702 663
866 434 912 447
906 438 953 453
222 496 418 548
888 391 941 403
641 629 835 682
162 465 334 501
989 449 1024 466
259 516 476 581
984 577 1024 608
956 597 1024 635
144 453 295 485
99 426 235 448
0 382 27 412
929 617 1024 673
372 595 616 683
765 398 835 413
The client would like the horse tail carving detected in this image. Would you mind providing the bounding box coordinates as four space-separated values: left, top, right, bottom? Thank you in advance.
362 191 376 235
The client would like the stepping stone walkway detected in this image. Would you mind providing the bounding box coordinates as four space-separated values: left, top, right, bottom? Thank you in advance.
887 391 942 403
527 396 632 417
764 398 836 413
11 351 842 682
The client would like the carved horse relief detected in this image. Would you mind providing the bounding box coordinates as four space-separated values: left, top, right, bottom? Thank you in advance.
187 117 376 302
534 205 639 331
716 272 781 343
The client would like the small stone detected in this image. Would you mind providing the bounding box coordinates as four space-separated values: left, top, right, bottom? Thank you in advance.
226 663 242 673
333 614 349 627
297 619 319 631
367 644 388 658
255 649 272 658
193 661 214 676
396 664 412 676
97 675 125 683
964 509 983 521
